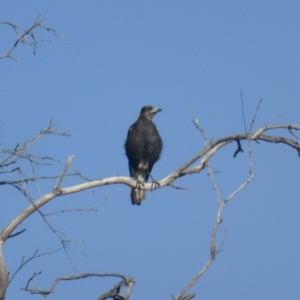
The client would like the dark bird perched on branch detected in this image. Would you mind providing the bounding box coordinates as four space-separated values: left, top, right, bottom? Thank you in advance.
125 106 163 205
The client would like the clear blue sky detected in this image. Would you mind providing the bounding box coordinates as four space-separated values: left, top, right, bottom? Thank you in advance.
1 1 300 299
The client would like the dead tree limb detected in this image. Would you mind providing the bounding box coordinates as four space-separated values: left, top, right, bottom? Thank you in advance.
0 123 299 299
1 124 299 244
21 273 134 299
0 13 73 63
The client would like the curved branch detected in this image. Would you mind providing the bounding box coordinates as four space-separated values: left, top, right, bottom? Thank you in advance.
0 124 299 300
1 125 300 245
0 247 8 300
21 273 133 296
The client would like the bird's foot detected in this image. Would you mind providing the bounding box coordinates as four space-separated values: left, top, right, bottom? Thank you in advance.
148 173 160 191
135 179 145 190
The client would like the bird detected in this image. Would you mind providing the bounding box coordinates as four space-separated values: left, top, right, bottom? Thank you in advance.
125 105 163 205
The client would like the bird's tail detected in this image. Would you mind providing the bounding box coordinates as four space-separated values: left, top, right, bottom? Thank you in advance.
131 188 146 205
130 169 147 205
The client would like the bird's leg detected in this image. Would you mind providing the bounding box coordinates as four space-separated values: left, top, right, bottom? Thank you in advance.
135 178 145 190
148 173 160 191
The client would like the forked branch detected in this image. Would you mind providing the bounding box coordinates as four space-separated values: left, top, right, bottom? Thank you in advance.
0 123 299 299
1 124 299 245
21 273 134 299
0 13 73 63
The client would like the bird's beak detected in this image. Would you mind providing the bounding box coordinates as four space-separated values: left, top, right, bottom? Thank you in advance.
153 107 162 114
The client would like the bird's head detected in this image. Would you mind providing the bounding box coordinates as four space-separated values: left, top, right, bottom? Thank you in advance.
139 105 162 120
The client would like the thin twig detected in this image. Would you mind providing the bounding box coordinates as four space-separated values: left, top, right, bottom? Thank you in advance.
175 111 257 299
7 229 26 239
55 155 74 190
249 99 263 132
0 13 74 63
240 91 248 133
8 247 62 286
25 271 42 290
43 204 102 216
22 273 133 295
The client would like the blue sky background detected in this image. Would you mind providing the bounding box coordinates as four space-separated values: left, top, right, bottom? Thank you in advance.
1 1 300 299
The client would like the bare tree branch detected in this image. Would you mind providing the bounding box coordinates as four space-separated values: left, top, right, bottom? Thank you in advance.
249 98 263 133
21 273 134 298
25 271 42 290
7 229 26 239
1 124 299 246
44 200 104 216
0 118 69 172
0 249 8 300
0 13 74 63
240 91 248 133
97 278 135 300
0 121 300 299
54 155 74 190
8 247 63 287
174 116 255 300
233 139 243 157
